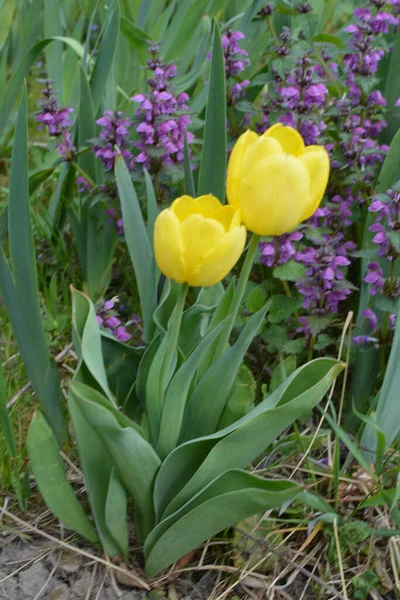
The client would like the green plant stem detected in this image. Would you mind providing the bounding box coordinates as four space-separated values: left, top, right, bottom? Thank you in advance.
216 233 260 356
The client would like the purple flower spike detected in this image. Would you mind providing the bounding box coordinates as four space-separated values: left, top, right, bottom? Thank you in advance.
93 111 132 171
364 262 383 295
36 81 75 159
131 44 193 170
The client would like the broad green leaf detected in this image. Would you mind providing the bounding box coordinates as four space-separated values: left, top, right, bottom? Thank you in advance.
154 358 343 519
179 284 225 355
44 0 63 100
101 332 143 416
5 88 65 443
78 65 98 183
27 411 98 544
270 356 297 393
146 286 187 444
120 15 151 49
153 278 181 334
218 364 256 430
115 153 157 343
70 381 161 543
63 17 84 106
273 260 306 281
157 320 227 459
90 0 120 112
68 390 124 556
182 307 267 441
145 470 299 576
162 0 209 61
105 468 129 558
136 334 161 405
197 20 227 202
71 288 114 403
0 0 17 52
362 300 400 456
198 278 236 377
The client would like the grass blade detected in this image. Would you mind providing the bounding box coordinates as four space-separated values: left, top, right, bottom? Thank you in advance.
115 153 157 343
44 0 63 100
197 20 227 202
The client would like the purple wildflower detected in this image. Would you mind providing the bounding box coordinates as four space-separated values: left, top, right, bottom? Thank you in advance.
131 45 193 170
96 297 132 342
221 30 250 77
296 235 355 314
259 232 303 267
93 111 132 171
364 262 383 295
36 81 75 159
368 188 400 260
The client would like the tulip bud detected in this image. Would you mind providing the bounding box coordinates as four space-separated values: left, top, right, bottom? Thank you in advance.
154 194 246 287
227 124 330 236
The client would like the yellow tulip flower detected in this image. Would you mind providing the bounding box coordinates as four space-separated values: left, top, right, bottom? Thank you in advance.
226 124 330 236
154 194 246 287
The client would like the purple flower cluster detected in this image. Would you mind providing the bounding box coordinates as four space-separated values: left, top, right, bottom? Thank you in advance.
220 30 250 104
259 232 302 267
364 188 400 301
368 188 400 260
93 111 132 171
258 55 329 144
96 298 139 342
296 235 356 314
36 81 75 158
343 1 400 104
131 45 193 170
308 192 353 231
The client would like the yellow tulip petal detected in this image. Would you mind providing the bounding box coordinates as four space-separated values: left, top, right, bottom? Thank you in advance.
194 194 223 216
263 123 305 156
154 210 185 283
238 154 311 236
299 146 330 220
211 205 241 231
241 136 283 173
227 130 258 207
171 195 198 221
179 214 225 282
189 226 247 287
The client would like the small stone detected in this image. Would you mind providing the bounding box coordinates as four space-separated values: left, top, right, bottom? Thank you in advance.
19 562 49 596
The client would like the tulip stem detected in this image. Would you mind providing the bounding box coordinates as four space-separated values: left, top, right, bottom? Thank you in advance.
217 233 260 355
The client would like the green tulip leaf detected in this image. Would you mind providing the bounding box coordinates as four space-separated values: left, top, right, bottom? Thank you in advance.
181 307 267 441
27 411 98 544
105 467 129 558
145 470 299 576
154 358 343 519
157 319 227 459
70 381 161 543
72 288 114 404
